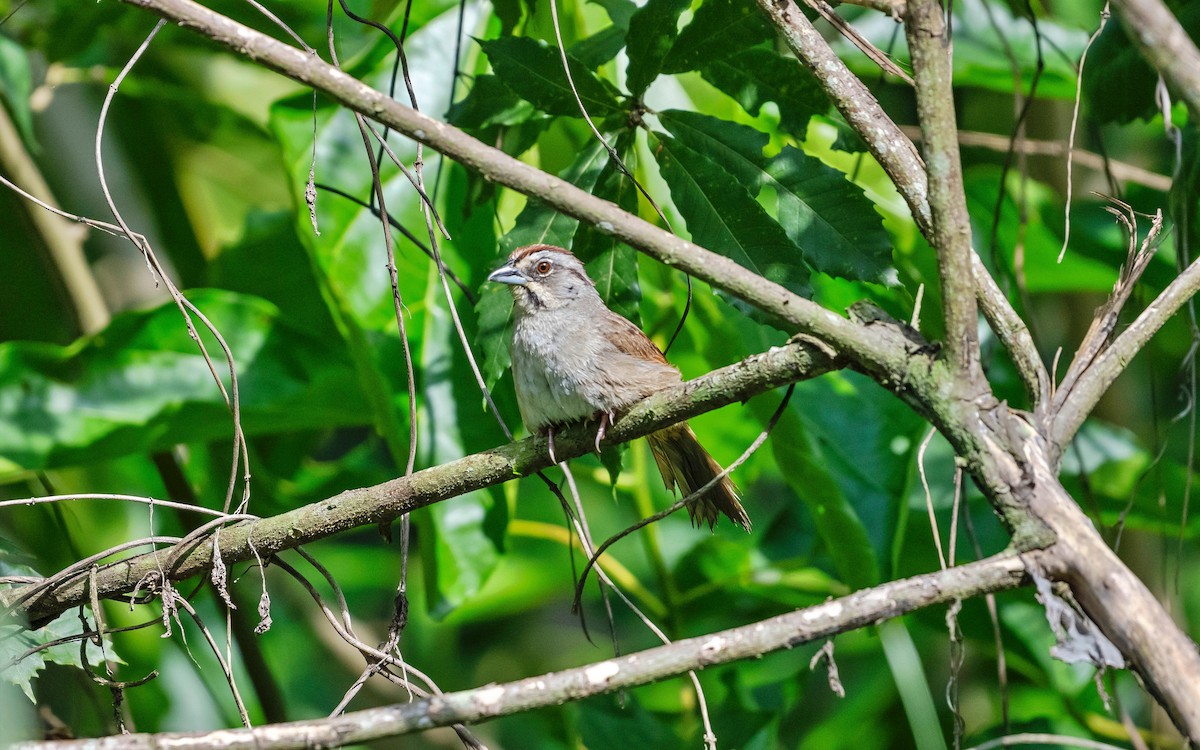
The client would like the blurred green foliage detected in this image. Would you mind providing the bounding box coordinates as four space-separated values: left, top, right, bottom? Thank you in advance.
1 0 1198 747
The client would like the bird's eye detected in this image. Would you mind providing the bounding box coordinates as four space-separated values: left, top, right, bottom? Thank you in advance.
535 259 553 275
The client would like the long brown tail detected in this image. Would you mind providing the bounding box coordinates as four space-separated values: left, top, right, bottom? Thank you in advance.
645 423 751 532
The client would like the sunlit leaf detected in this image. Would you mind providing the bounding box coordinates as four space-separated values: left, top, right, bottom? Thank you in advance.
479 36 623 117
662 0 774 74
0 291 366 476
698 48 827 137
624 0 690 98
651 131 811 308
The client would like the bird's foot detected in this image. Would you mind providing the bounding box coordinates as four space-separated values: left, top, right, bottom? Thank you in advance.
546 424 558 465
594 411 614 454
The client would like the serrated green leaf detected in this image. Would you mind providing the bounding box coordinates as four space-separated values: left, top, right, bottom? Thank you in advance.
699 48 827 136
662 0 774 74
765 146 894 283
1 553 112 702
624 0 690 98
659 112 892 283
570 25 627 70
572 134 642 321
652 131 810 307
446 74 536 128
658 109 770 186
0 291 366 475
479 36 622 117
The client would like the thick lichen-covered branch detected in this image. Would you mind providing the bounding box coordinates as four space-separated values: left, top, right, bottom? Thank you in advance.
4 342 836 626
904 0 981 379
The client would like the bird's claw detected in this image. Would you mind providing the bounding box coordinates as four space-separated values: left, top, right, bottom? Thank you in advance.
594 412 613 454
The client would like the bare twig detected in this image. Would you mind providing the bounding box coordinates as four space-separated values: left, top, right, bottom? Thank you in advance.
1059 4 1111 263
905 0 981 379
1052 224 1200 449
898 126 1172 192
14 553 1034 750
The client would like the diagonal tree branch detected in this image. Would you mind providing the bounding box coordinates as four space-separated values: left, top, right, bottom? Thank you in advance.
13 552 1036 750
904 0 981 380
114 0 905 377
754 0 1048 408
3 342 837 626
1111 0 1200 116
1051 251 1200 449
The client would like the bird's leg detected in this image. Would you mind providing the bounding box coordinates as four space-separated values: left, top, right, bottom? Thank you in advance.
594 411 614 454
546 424 558 465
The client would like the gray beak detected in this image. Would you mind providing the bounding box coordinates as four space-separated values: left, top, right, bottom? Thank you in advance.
487 263 528 286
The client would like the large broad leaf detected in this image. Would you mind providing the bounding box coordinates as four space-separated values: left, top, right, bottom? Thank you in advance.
570 25 628 70
446 74 537 129
1085 4 1200 124
0 36 34 147
765 146 895 284
651 131 810 308
418 269 507 619
699 48 828 136
768 407 880 589
662 0 774 74
570 133 643 322
476 139 613 388
0 290 366 476
623 0 690 99
658 112 893 284
479 36 623 117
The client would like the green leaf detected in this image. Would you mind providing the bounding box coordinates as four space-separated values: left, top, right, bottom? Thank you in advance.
1 551 113 702
570 25 628 70
493 0 524 35
768 407 879 589
624 0 690 98
658 109 769 187
764 146 895 284
879 621 949 750
699 48 828 136
419 267 505 619
589 0 637 30
571 133 642 321
446 74 537 129
1083 5 1200 123
662 0 774 74
0 36 34 147
479 36 622 117
651 131 811 307
0 291 366 475
659 112 893 284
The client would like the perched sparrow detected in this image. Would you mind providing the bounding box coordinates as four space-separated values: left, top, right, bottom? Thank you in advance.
488 243 751 531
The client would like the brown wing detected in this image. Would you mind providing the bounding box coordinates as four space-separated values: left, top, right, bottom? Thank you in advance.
600 311 670 365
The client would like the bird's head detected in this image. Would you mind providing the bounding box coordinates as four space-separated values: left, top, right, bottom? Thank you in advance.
487 244 596 312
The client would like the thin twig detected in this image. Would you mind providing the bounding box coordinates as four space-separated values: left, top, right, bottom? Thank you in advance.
14 553 1035 750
